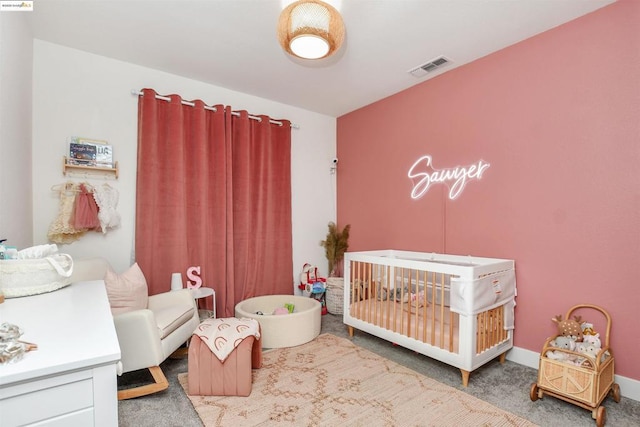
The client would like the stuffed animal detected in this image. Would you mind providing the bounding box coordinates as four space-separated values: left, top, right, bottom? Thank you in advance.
579 334 611 363
545 350 567 361
576 342 599 359
552 315 584 342
545 336 576 361
549 336 576 351
581 322 596 336
574 342 600 367
582 333 602 349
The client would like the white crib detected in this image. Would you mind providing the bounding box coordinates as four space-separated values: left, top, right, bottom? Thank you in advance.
343 250 516 386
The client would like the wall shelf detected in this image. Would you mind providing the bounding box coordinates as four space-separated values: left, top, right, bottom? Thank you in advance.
62 156 119 179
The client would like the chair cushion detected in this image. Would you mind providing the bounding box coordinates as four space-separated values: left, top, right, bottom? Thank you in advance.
154 304 196 339
104 263 149 315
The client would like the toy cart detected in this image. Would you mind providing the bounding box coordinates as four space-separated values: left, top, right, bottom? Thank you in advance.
530 304 621 427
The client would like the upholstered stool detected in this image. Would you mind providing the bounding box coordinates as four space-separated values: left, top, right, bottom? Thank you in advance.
187 319 262 396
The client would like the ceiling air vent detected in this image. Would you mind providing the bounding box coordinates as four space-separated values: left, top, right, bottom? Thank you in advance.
409 56 451 78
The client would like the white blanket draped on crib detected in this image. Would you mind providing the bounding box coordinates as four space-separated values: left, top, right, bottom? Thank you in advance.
450 269 517 329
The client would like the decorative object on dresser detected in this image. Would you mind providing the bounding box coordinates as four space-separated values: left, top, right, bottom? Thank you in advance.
344 249 517 387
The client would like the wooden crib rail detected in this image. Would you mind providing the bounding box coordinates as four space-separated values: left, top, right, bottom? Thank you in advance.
476 306 508 354
347 260 458 352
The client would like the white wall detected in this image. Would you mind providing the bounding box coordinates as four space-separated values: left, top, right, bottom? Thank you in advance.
0 13 33 249
32 40 336 286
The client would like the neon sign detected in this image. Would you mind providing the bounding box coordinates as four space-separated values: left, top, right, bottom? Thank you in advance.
408 155 490 200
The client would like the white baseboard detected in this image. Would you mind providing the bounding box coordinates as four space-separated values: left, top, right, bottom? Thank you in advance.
507 346 640 403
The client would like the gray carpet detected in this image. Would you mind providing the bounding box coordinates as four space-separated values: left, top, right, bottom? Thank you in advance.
117 313 640 426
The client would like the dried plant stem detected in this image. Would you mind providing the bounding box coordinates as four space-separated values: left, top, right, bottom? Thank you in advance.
320 222 350 276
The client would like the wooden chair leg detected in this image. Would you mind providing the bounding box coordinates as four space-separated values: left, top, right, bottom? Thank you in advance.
117 366 169 400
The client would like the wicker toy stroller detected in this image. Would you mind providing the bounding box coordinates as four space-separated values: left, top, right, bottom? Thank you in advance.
530 304 621 426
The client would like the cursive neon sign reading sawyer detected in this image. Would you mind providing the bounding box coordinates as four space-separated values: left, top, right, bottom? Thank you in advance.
408 155 490 200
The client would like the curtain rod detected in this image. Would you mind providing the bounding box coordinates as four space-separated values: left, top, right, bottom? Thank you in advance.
131 90 299 129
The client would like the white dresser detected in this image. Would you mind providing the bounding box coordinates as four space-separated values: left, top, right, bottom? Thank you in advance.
0 281 121 426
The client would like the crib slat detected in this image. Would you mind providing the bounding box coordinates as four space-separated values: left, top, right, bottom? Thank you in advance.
406 269 411 338
483 311 488 351
484 311 490 350
430 271 435 346
421 270 427 343
370 263 376 323
388 280 393 331
476 313 481 354
492 310 497 347
356 275 360 312
491 308 497 347
476 313 480 354
499 309 504 342
365 262 370 322
404 268 408 337
358 262 363 316
480 312 484 353
449 310 454 352
439 272 445 349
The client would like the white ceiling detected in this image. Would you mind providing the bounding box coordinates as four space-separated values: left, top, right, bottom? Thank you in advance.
27 0 615 117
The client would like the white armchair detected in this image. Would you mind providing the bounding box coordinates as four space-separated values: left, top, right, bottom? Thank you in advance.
70 258 200 400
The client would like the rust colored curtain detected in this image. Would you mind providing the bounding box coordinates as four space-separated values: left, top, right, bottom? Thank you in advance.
135 89 292 317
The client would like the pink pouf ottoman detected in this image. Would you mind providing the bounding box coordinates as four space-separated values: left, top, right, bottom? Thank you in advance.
187 320 262 396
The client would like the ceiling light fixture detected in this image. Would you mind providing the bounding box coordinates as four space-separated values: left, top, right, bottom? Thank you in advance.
277 0 345 60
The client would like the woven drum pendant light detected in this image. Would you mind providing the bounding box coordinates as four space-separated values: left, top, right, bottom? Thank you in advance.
277 0 345 60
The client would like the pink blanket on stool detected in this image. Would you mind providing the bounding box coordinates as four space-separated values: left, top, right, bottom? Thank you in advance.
193 318 261 362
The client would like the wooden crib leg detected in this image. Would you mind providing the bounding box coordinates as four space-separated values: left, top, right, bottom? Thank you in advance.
460 369 470 387
499 352 507 364
347 326 354 337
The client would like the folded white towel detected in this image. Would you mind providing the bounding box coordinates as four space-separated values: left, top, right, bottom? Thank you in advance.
17 244 59 259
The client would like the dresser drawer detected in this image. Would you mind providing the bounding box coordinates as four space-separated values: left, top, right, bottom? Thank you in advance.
0 371 93 427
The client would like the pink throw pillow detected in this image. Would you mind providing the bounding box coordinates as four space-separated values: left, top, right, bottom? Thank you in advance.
104 263 149 315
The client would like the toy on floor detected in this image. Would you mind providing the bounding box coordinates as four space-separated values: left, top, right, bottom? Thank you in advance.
298 263 326 291
273 307 289 315
551 314 583 342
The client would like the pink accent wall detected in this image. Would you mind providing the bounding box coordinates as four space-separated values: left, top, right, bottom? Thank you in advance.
337 0 640 379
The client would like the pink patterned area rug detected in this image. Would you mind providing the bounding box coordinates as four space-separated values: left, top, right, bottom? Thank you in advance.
178 334 536 426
